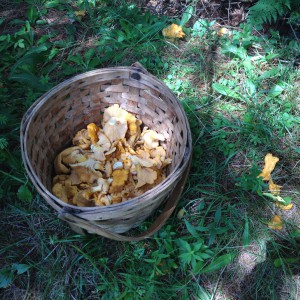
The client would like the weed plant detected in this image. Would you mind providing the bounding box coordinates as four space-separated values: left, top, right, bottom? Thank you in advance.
1 1 300 299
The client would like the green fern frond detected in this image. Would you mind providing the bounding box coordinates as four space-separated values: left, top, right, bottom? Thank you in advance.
0 137 8 149
0 114 8 125
248 0 292 26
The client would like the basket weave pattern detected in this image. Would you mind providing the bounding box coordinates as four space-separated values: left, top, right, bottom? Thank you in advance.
21 66 192 238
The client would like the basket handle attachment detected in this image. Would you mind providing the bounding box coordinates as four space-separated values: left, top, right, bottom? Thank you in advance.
58 156 191 242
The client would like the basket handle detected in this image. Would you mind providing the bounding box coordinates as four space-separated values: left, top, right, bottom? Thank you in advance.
58 157 191 242
131 61 150 75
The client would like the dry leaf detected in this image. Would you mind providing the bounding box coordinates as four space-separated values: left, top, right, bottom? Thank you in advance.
162 24 185 39
258 153 279 181
268 215 283 230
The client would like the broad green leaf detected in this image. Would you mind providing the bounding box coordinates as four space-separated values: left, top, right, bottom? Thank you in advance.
282 196 292 205
198 253 212 260
45 0 61 8
192 19 208 37
0 137 8 149
259 67 278 79
195 286 211 300
184 219 198 237
245 80 256 95
214 206 222 223
10 46 48 75
9 73 50 91
212 83 242 100
177 239 192 252
274 257 299 268
48 48 59 61
242 215 250 246
17 185 33 201
179 252 192 264
193 260 205 273
180 6 193 26
12 264 30 275
268 83 284 97
222 44 247 59
266 53 279 60
0 35 7 41
0 268 14 288
208 234 216 246
291 230 300 238
243 59 254 72
201 253 236 274
193 242 204 252
27 7 36 23
84 48 95 62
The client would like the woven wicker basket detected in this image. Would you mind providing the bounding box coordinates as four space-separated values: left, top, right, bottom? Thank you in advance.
20 63 192 241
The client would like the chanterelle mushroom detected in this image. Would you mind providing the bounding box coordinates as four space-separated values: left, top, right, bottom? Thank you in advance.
52 179 78 205
102 104 129 124
141 127 165 149
103 104 142 146
130 155 155 168
126 115 142 147
52 104 172 207
89 144 106 161
72 129 91 150
136 165 157 188
109 169 129 193
103 117 128 144
91 178 112 194
69 158 103 184
94 193 111 206
150 146 172 169
54 146 86 174
52 182 68 203
87 123 100 144
74 190 94 207
96 131 111 152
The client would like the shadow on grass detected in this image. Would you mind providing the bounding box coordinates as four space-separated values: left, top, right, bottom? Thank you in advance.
227 238 300 300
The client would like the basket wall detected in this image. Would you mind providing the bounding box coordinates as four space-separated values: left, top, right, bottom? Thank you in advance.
21 66 192 234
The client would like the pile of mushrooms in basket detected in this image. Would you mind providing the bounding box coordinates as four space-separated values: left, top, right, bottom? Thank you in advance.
52 104 172 207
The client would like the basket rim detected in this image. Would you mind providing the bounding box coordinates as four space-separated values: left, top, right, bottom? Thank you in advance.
20 66 192 212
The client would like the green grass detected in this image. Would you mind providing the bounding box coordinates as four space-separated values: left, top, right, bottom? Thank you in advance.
1 0 300 299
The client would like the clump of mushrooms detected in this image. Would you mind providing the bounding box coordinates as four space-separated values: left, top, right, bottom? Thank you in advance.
52 104 172 207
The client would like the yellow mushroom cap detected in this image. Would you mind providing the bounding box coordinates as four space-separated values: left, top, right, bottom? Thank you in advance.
110 169 129 193
87 123 100 144
258 153 279 181
162 24 185 39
